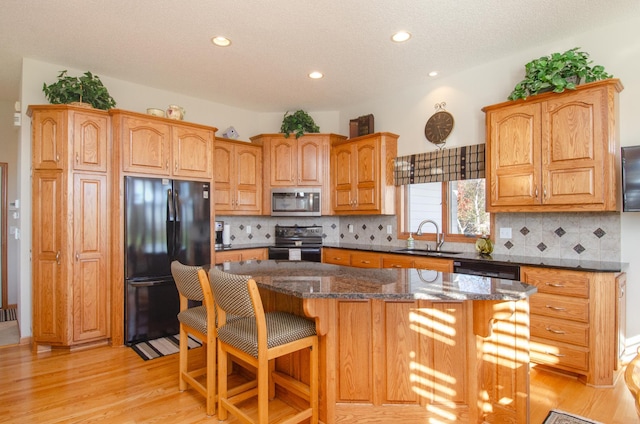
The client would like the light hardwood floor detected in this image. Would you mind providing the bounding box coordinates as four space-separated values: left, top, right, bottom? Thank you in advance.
0 342 637 423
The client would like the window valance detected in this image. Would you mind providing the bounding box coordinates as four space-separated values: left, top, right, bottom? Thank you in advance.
394 143 485 185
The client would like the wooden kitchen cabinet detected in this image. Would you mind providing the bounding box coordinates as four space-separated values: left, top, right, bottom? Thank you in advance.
483 79 623 212
112 110 216 180
214 248 267 264
29 105 111 348
331 132 398 215
521 265 622 386
252 133 347 215
322 248 381 268
214 137 262 215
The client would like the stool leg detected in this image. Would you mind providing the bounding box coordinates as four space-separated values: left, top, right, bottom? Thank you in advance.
179 325 188 391
205 339 216 416
258 352 269 424
218 343 228 420
310 341 319 424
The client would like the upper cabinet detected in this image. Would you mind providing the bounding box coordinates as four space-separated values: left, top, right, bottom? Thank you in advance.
331 132 398 215
483 79 623 212
111 110 216 180
251 133 347 215
213 137 262 215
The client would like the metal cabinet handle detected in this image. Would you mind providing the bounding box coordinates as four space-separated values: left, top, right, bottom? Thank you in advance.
55 251 61 265
534 186 538 198
544 351 566 357
545 305 567 311
545 282 565 288
75 152 79 164
175 160 178 171
545 326 566 335
166 160 169 170
361 260 371 264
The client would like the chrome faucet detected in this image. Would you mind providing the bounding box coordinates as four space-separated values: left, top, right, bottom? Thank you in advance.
416 219 445 251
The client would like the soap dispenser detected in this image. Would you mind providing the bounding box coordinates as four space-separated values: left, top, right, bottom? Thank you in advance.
407 233 415 249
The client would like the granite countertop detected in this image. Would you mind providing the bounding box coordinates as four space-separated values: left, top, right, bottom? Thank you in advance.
217 242 627 273
217 260 537 301
325 243 628 273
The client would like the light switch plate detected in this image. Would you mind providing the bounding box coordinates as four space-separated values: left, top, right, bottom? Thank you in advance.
499 227 512 239
387 225 393 234
246 225 251 234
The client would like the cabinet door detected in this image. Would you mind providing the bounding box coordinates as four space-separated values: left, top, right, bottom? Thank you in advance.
235 144 262 213
486 102 541 208
121 117 171 175
73 173 110 342
269 137 297 186
72 111 109 172
297 136 324 185
214 142 234 212
331 144 355 211
412 257 453 272
542 88 605 206
322 247 351 266
354 139 379 211
32 171 67 344
172 125 213 179
32 109 67 170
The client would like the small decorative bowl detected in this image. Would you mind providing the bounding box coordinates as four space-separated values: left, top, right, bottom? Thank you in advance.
147 108 165 117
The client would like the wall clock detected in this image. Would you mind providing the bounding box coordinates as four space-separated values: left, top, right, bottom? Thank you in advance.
424 102 454 148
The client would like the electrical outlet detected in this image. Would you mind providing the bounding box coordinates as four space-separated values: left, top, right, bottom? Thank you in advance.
387 225 393 234
246 225 251 234
348 224 354 233
499 227 512 239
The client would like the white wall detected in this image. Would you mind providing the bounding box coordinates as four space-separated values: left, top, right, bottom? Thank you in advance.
0 100 20 306
16 15 640 350
335 15 640 351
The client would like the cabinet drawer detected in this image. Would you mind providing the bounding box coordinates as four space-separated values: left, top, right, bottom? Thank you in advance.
530 293 589 323
323 248 351 266
530 337 589 371
350 251 381 268
522 268 590 298
381 254 414 269
531 315 589 347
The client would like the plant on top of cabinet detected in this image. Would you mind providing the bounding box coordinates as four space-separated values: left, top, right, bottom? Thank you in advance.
508 47 612 101
43 70 117 110
280 109 320 139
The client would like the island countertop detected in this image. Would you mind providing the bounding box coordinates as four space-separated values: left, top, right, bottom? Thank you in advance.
218 260 537 301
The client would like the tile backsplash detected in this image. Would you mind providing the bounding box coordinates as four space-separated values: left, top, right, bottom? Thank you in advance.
217 211 621 262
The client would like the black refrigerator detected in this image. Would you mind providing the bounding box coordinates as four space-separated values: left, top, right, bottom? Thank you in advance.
124 176 211 345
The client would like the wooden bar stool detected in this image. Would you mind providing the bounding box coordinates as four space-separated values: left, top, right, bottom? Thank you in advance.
625 346 640 417
209 268 319 424
171 261 216 415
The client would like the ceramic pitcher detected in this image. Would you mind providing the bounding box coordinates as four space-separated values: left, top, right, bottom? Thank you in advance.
166 104 185 120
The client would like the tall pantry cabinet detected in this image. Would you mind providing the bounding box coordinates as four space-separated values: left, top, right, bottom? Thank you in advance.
29 105 111 349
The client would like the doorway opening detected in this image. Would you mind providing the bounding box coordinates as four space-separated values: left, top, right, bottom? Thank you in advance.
0 163 7 310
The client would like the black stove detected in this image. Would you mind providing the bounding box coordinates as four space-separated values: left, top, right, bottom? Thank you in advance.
269 225 323 262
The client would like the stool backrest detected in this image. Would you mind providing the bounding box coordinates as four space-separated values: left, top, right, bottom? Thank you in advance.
209 268 255 318
171 261 204 301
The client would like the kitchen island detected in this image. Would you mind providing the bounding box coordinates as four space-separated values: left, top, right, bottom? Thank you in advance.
220 260 537 423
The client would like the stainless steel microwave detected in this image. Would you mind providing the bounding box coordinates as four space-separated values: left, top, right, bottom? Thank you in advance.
271 188 321 216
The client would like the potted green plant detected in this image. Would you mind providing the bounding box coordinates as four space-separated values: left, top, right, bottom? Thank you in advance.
508 47 612 101
43 70 117 110
280 110 320 139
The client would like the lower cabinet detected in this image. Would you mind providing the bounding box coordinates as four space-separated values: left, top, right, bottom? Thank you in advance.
32 172 111 347
323 248 453 272
521 266 622 386
214 248 267 265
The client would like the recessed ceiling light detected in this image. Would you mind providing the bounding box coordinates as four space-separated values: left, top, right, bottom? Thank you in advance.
429 71 438 77
211 36 231 47
391 31 411 43
309 71 324 79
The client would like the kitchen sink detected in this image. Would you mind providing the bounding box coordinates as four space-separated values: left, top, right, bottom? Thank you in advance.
394 248 463 256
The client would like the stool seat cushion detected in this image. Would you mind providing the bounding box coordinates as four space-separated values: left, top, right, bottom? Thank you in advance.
217 311 316 358
178 305 207 334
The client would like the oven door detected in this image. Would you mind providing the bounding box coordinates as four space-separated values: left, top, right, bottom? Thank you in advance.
268 246 322 262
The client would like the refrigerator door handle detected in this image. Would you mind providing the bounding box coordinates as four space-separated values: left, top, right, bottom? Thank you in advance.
167 189 175 221
173 189 182 256
167 188 175 258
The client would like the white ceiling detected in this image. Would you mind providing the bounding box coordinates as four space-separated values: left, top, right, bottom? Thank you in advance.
0 0 638 112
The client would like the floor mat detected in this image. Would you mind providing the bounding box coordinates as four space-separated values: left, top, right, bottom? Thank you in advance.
0 308 17 322
543 409 603 424
131 334 202 360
